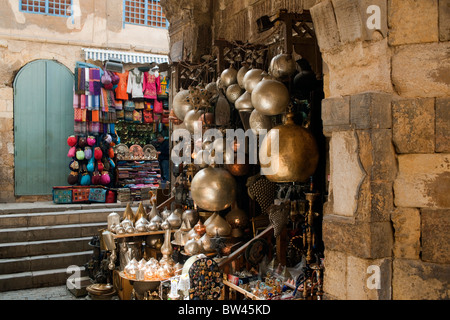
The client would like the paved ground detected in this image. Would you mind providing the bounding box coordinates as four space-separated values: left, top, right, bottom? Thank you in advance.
0 285 92 300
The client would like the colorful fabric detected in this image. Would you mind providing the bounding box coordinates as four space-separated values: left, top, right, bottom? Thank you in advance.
127 68 144 99
115 71 129 100
143 72 159 99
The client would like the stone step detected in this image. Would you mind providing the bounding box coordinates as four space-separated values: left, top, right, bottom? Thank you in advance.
0 237 93 259
0 207 136 230
0 251 93 275
0 267 88 292
0 201 132 215
0 222 107 243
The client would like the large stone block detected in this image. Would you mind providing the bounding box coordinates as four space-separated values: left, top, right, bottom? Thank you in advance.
322 39 393 97
310 0 341 52
321 96 350 130
350 92 392 130
357 129 397 182
392 98 435 154
329 131 365 217
392 42 450 98
394 154 450 208
391 208 421 260
346 256 392 300
439 0 450 41
322 215 393 259
436 98 450 153
323 249 347 300
332 0 364 43
421 209 450 264
388 0 439 46
393 259 450 300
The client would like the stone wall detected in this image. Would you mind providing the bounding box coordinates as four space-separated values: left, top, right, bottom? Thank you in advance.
312 0 450 299
0 0 169 202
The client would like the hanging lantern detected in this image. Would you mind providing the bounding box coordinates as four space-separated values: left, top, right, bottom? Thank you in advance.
269 53 297 80
237 65 250 89
235 91 254 112
251 79 290 116
173 89 194 120
190 167 237 212
259 111 319 182
220 66 238 87
243 69 264 93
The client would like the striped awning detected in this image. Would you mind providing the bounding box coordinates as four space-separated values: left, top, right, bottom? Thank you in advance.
82 48 169 65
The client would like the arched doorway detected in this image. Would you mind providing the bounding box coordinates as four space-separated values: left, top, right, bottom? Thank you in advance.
14 60 74 196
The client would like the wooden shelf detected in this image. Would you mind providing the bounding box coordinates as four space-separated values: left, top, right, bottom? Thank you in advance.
113 229 176 239
223 280 262 300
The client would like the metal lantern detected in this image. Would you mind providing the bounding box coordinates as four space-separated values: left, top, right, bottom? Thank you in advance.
184 109 203 134
259 111 319 182
190 167 237 212
249 109 272 135
173 90 194 120
225 84 244 104
269 53 297 80
251 79 290 116
235 91 254 112
243 68 264 93
220 66 238 87
237 65 250 88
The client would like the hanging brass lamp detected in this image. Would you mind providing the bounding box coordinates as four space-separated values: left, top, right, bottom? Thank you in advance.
190 166 237 212
259 110 319 183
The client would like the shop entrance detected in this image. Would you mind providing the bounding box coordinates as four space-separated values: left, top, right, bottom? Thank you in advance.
13 60 74 196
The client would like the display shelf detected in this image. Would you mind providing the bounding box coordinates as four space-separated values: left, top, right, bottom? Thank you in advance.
115 159 161 188
223 280 262 300
113 229 176 239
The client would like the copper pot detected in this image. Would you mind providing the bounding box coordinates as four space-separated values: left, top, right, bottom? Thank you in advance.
226 154 251 176
259 112 319 182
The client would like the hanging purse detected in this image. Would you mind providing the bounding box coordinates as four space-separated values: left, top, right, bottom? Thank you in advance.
143 110 154 123
153 99 163 114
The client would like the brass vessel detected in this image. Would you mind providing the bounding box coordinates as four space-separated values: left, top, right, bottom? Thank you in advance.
226 84 244 104
173 89 194 120
269 53 297 80
237 65 250 88
190 167 237 212
220 66 238 87
249 109 272 135
184 109 203 134
251 79 290 116
259 111 319 182
243 68 264 93
234 91 254 112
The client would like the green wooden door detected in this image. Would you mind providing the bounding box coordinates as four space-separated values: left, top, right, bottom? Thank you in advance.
14 60 74 196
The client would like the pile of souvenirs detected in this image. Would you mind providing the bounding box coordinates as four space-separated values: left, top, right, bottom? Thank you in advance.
123 257 183 282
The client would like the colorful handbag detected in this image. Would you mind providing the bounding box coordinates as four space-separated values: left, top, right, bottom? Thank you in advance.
143 110 153 123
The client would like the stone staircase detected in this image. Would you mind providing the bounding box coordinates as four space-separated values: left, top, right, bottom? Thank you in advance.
0 202 135 292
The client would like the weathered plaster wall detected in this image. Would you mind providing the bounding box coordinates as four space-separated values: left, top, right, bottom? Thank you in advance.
0 0 169 202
